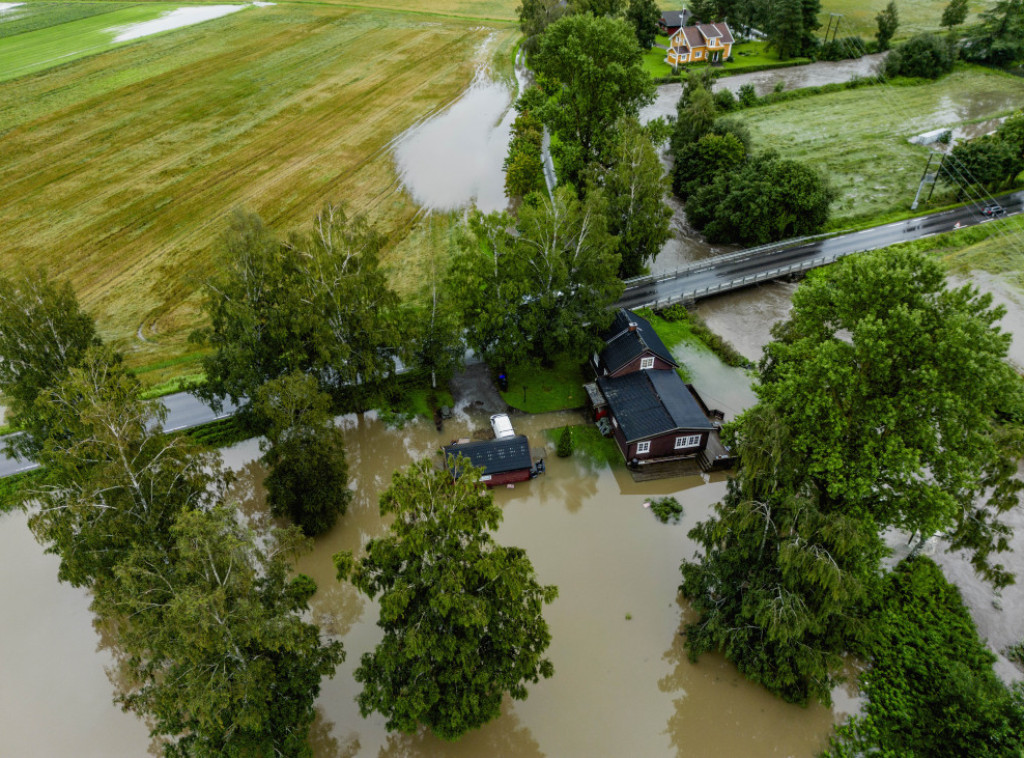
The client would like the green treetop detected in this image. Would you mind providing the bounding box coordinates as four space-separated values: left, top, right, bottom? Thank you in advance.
335 457 557 740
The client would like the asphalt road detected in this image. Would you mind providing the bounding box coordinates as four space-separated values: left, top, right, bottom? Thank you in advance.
618 191 1024 310
0 394 239 478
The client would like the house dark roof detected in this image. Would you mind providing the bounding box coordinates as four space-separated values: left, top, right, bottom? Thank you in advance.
597 308 678 375
444 435 532 475
597 370 714 443
672 21 734 48
659 9 691 27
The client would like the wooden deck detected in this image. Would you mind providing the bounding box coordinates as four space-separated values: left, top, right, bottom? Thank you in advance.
698 428 736 472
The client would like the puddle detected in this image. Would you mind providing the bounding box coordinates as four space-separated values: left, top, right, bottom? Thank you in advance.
107 5 246 43
641 54 887 123
0 2 23 14
393 43 529 213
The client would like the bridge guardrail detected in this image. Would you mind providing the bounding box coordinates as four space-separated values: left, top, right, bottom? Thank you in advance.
639 248 867 309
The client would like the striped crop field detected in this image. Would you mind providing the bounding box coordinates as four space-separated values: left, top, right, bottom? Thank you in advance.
0 2 517 379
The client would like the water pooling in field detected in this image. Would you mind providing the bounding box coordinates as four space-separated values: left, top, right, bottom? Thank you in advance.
107 5 247 42
393 43 529 213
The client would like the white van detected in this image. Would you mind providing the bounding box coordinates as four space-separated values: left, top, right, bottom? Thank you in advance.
490 413 515 439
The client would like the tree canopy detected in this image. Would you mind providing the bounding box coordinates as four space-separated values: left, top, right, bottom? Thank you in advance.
193 206 403 412
533 13 654 184
884 32 954 78
254 372 353 537
597 117 672 278
625 0 660 49
682 248 1024 704
962 0 1024 67
335 457 556 740
450 185 622 368
0 268 101 458
99 505 344 757
875 0 900 51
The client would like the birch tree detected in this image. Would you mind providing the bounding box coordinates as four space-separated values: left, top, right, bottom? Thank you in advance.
0 268 101 458
98 505 344 758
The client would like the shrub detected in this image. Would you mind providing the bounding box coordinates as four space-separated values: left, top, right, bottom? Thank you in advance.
713 88 736 111
883 33 954 79
737 82 759 108
557 425 574 457
649 496 683 523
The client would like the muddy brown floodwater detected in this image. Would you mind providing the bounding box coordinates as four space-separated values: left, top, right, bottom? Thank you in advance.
0 384 851 757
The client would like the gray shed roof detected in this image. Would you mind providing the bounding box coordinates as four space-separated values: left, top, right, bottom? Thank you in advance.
444 435 532 475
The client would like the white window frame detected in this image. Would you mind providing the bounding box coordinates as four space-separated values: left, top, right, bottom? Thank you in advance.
636 440 651 455
675 434 702 449
640 356 655 370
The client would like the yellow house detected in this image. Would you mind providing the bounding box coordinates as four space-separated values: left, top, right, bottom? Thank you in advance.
666 22 734 66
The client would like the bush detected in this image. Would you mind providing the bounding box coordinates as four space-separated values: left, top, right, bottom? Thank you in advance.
883 33 953 79
737 82 759 107
713 88 736 111
818 36 868 61
649 496 683 523
557 425 574 457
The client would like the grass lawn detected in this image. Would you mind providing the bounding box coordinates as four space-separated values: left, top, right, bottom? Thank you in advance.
544 424 622 467
644 41 809 80
0 4 516 388
817 0 983 38
730 68 1024 226
500 357 587 413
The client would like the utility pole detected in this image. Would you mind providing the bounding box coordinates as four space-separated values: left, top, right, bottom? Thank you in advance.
926 153 946 203
911 153 934 211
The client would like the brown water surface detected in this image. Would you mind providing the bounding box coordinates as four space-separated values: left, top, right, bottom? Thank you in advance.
1 400 842 757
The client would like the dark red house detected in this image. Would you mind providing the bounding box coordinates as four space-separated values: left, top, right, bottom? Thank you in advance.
588 308 735 472
443 435 536 487
659 8 692 36
597 370 716 464
592 308 678 378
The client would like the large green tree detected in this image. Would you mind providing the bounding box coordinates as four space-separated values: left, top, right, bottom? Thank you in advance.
0 268 101 458
28 346 220 588
769 0 805 60
686 151 835 244
533 13 654 184
254 371 352 537
334 457 556 740
962 0 1024 66
194 206 403 412
939 133 1020 191
517 0 567 53
598 117 672 278
625 0 660 49
99 505 344 758
450 185 622 368
682 248 1024 704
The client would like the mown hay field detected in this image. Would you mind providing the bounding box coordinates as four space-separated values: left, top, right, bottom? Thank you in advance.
731 68 1024 227
0 2 517 381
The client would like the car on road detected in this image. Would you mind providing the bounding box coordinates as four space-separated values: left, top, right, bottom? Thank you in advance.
981 204 1005 217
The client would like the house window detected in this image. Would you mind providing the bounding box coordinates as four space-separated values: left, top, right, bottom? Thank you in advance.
640 356 655 370
695 51 702 59
636 440 651 455
675 434 701 449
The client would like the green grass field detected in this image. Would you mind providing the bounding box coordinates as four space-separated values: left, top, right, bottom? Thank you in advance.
817 0 984 38
0 2 132 39
730 68 1024 226
0 3 222 82
0 2 518 385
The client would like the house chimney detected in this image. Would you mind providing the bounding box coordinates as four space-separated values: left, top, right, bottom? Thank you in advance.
628 322 638 332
